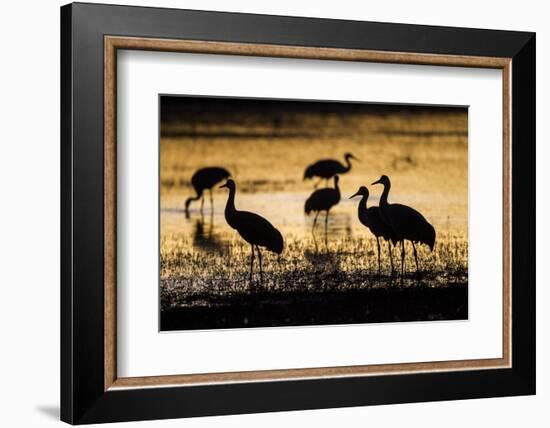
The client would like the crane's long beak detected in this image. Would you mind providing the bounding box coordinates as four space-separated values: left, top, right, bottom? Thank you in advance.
371 178 382 185
349 191 361 199
219 183 228 189
352 155 360 162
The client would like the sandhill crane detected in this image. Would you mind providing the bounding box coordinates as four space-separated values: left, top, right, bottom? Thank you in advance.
185 167 231 217
219 179 284 284
350 186 398 274
304 175 341 249
303 153 359 187
371 175 436 276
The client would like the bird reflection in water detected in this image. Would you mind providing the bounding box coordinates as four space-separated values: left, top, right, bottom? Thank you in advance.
191 216 225 254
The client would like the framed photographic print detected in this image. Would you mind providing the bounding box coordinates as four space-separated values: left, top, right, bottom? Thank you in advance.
61 2 536 424
158 96 466 332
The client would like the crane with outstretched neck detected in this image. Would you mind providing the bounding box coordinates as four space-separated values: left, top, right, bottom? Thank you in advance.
303 153 359 187
219 179 284 284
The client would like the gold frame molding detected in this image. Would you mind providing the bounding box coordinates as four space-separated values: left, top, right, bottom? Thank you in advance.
104 35 512 391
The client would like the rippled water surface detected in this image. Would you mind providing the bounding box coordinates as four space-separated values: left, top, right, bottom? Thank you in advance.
161 104 468 255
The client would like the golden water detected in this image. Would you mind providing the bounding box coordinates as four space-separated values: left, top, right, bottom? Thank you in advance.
160 107 468 274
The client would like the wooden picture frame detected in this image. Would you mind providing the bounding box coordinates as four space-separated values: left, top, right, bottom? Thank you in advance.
61 2 535 424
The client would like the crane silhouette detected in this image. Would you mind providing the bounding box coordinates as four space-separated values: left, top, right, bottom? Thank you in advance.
350 186 398 274
185 167 231 217
219 179 284 284
371 175 436 276
304 175 341 250
303 153 359 187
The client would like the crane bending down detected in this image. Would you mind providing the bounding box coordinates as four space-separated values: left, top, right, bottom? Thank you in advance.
304 175 341 250
220 179 284 284
185 167 231 217
350 186 398 274
371 175 436 276
303 153 359 187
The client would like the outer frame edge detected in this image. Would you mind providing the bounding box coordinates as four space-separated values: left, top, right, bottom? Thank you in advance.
60 3 75 425
510 33 536 395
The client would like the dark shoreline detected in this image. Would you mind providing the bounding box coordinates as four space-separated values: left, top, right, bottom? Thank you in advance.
160 283 468 331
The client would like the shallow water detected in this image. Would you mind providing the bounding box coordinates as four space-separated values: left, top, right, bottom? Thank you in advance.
160 102 468 283
162 188 466 254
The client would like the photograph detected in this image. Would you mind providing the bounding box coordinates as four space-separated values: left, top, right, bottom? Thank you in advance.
159 96 468 331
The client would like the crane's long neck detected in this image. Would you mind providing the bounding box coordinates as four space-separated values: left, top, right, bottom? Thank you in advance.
379 181 391 207
185 195 200 207
224 187 238 229
224 187 236 214
185 190 202 213
335 179 341 199
359 194 368 212
344 156 352 172
358 194 368 221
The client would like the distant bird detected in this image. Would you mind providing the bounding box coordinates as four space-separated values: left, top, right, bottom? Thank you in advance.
371 175 436 275
303 153 359 187
220 179 284 283
185 167 231 217
305 175 341 249
350 186 398 274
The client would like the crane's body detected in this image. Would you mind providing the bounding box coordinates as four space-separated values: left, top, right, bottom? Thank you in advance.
304 153 358 187
304 175 341 249
372 175 436 275
225 210 284 255
381 203 435 250
185 167 231 216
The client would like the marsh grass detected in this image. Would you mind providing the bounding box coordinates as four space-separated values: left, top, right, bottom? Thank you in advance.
160 231 467 311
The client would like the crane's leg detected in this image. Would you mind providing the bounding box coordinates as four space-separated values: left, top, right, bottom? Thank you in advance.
388 241 394 274
249 244 255 284
412 242 419 273
312 211 320 251
324 211 329 250
209 188 214 215
376 237 381 275
200 195 204 215
401 239 405 280
256 245 263 284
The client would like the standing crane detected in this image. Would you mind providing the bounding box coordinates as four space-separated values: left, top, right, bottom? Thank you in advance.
350 186 397 274
185 167 231 217
219 179 284 284
371 175 436 276
303 153 359 187
304 175 341 250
